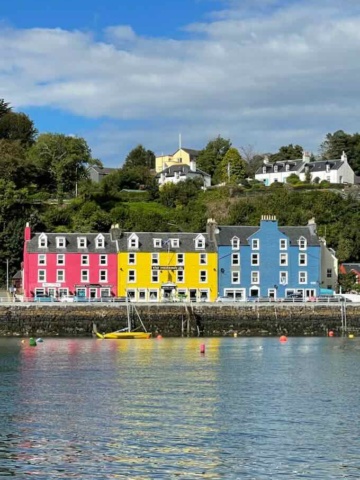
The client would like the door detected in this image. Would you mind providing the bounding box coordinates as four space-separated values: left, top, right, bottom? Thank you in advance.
89 288 97 299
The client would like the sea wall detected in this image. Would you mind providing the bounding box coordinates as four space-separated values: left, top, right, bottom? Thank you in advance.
0 303 358 337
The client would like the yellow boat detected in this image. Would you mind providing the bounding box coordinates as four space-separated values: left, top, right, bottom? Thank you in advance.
92 300 151 340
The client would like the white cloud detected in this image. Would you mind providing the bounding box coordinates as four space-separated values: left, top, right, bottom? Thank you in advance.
0 0 360 162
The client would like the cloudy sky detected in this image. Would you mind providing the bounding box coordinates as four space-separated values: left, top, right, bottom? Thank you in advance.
1 0 359 165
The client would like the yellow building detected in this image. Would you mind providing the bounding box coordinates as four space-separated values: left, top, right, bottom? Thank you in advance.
117 221 218 302
155 148 200 173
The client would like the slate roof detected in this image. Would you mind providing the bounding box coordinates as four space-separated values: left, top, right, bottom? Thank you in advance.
306 160 343 172
26 233 117 253
90 166 117 175
117 232 217 253
156 164 210 178
255 160 303 175
217 225 320 246
340 263 360 275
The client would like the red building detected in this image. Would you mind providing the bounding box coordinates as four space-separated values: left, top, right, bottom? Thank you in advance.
22 223 118 300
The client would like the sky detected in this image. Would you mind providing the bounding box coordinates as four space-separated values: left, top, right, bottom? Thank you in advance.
1 0 360 166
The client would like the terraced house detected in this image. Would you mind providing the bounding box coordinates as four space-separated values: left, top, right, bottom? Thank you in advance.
216 216 337 301
116 220 218 302
22 223 118 300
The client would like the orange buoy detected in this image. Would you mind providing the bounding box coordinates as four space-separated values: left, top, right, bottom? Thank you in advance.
156 335 163 340
279 335 287 343
328 330 334 337
200 344 206 354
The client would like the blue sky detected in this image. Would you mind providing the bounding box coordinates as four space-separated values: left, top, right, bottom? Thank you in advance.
1 0 359 165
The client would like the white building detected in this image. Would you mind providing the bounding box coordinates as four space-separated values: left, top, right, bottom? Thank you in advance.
157 159 211 189
255 151 355 186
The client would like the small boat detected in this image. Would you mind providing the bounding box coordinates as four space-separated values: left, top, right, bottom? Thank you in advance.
92 298 151 339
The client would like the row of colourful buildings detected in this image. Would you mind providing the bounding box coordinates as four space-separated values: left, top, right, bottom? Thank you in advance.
22 217 338 302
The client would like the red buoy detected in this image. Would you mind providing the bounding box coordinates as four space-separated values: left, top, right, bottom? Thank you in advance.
157 335 163 340
200 344 206 354
279 335 287 343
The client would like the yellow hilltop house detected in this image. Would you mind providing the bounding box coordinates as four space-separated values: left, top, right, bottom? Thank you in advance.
117 221 218 302
155 148 200 173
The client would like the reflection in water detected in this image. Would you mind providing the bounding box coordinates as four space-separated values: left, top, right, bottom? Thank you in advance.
0 337 359 478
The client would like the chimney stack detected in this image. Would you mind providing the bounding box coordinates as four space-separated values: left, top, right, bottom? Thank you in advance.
302 151 311 163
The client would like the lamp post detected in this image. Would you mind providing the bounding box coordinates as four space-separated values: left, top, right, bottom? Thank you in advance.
6 259 9 292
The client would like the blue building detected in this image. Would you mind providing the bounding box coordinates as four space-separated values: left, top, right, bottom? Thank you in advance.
217 216 322 300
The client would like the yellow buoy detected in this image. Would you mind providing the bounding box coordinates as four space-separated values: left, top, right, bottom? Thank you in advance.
348 334 354 339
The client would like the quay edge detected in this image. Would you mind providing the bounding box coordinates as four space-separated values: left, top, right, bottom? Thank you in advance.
0 303 358 337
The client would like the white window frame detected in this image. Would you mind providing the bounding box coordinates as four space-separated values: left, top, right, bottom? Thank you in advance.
128 234 139 249
299 237 307 250
128 270 136 283
280 253 288 266
151 270 159 283
231 253 240 266
232 271 240 284
279 271 288 285
299 271 307 284
99 255 107 266
56 237 66 248
57 254 65 266
38 270 46 282
99 270 107 282
81 270 89 282
38 254 46 266
81 255 89 266
231 237 240 250
78 237 87 248
171 239 179 248
252 239 259 250
154 239 162 248
327 268 332 278
38 233 47 248
280 239 287 250
149 290 158 301
199 270 207 283
251 253 259 266
151 253 159 265
56 269 65 282
199 253 207 265
251 271 259 284
177 253 184 265
195 235 205 249
95 234 105 249
299 253 307 266
128 253 136 265
176 270 184 283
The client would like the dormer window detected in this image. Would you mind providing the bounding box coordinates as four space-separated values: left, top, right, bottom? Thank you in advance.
195 234 205 249
95 234 105 249
299 236 307 250
56 237 66 248
262 166 266 174
171 239 179 248
154 238 162 248
274 165 278 173
285 164 290 172
78 237 87 248
128 233 139 249
38 233 47 248
231 236 240 250
326 163 330 173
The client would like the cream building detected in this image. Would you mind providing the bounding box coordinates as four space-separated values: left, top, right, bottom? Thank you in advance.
155 148 200 173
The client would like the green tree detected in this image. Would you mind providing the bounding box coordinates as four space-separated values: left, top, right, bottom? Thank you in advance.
0 99 12 118
28 133 92 203
0 112 37 147
123 145 155 169
320 130 360 175
214 147 246 184
270 144 303 163
197 135 231 178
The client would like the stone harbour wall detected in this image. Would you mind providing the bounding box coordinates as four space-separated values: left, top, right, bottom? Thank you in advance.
0 303 358 337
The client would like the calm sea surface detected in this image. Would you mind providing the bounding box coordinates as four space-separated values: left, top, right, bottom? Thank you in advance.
1 336 360 479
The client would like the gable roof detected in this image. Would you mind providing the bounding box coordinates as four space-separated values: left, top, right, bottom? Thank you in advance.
90 166 118 175
156 164 210 178
117 232 216 253
339 263 360 275
217 225 320 246
26 233 117 253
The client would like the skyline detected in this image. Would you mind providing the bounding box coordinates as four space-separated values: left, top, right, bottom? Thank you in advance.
1 0 360 165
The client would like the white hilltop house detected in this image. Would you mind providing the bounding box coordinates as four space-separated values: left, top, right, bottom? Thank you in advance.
255 151 355 186
157 158 211 189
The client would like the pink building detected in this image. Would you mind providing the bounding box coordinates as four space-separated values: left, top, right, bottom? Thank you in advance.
23 223 118 300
